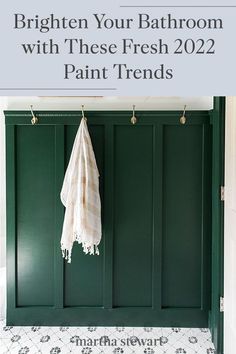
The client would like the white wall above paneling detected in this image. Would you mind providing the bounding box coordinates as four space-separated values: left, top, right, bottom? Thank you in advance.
0 96 213 111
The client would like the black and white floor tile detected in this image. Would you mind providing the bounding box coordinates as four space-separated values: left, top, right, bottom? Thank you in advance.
0 320 216 354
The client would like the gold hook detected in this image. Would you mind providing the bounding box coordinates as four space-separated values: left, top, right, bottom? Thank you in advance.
131 105 137 125
30 105 38 125
81 105 87 121
180 105 187 125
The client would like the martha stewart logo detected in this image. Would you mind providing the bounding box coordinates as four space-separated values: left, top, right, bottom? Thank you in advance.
70 335 168 347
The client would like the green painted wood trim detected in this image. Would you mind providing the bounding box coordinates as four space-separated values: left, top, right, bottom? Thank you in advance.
54 126 65 309
218 97 225 354
4 110 210 126
209 97 225 354
200 123 206 311
201 122 212 312
103 123 114 309
4 110 210 117
153 123 163 310
6 125 16 310
201 122 212 313
7 307 208 327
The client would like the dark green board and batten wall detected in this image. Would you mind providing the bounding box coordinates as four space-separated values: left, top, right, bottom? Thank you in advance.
5 106 224 342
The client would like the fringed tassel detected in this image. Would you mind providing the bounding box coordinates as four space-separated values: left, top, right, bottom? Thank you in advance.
61 241 99 263
81 242 100 256
61 234 100 263
61 247 72 263
75 233 100 256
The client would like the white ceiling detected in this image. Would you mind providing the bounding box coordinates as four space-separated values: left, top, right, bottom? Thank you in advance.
0 96 213 111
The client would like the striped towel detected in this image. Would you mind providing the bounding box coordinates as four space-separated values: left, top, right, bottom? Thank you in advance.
60 117 101 263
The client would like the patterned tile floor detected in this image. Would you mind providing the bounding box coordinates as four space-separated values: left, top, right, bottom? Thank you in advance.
0 320 216 354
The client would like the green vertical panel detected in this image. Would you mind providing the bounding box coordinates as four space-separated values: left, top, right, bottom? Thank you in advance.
54 125 65 309
113 125 153 307
152 123 163 310
16 126 55 306
103 123 114 309
6 125 16 311
162 124 203 308
201 123 212 312
64 124 104 307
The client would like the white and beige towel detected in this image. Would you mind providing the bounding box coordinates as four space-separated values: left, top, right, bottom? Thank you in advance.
60 117 101 263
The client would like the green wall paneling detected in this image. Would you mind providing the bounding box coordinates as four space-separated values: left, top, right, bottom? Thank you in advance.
113 125 153 307
162 124 208 308
5 110 214 327
16 125 55 306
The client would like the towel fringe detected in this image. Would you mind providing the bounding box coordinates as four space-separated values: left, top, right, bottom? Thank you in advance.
61 247 72 263
75 233 100 256
61 233 100 264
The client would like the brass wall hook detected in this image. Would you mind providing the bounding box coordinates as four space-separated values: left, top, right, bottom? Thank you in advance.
131 105 137 125
81 105 87 121
180 105 187 125
30 105 38 125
